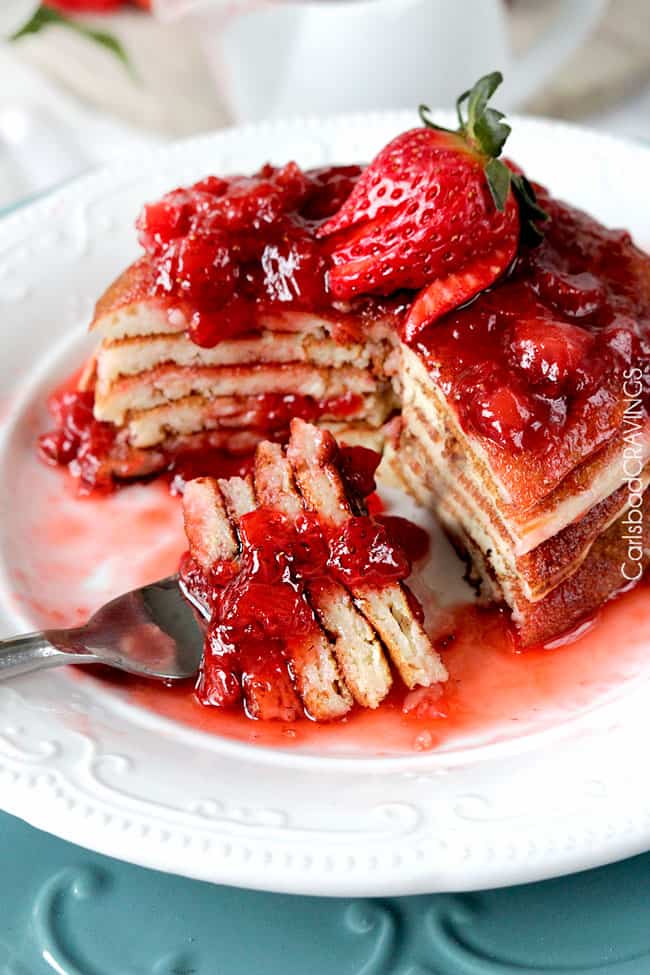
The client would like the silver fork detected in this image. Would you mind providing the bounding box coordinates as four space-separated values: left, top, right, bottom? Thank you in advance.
0 576 205 681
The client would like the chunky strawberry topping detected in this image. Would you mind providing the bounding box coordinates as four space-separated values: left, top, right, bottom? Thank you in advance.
414 190 650 459
326 516 411 588
39 387 365 495
180 449 426 713
240 392 365 432
136 164 363 347
374 515 430 564
510 319 595 392
38 389 116 493
337 443 382 497
37 72 650 496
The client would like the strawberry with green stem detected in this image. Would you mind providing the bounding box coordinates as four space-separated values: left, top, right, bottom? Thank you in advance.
318 72 547 341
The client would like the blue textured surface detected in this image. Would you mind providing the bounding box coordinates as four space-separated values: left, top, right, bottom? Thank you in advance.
0 810 649 974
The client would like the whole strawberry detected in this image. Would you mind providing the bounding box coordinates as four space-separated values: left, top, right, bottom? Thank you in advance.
318 72 546 340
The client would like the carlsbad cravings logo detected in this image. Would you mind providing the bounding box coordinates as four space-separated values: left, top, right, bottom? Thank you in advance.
621 367 645 582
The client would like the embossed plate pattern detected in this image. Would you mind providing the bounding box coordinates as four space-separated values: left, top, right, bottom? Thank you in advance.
0 114 649 895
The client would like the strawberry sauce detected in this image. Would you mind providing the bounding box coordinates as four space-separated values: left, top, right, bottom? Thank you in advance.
24 112 650 749
413 191 650 475
9 442 650 756
40 174 650 502
113 583 650 755
136 164 363 347
38 386 365 495
38 389 117 493
181 447 419 712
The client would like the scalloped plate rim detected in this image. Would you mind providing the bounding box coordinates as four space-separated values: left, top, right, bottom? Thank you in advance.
0 111 649 894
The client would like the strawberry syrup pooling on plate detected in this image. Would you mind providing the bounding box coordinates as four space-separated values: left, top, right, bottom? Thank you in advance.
53 509 650 754
11 441 650 755
107 580 650 755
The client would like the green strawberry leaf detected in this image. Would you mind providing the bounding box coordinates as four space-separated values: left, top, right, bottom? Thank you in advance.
11 5 55 38
466 71 503 134
511 172 549 244
421 71 549 243
12 5 135 78
473 107 511 159
485 158 512 212
418 104 449 132
455 88 471 129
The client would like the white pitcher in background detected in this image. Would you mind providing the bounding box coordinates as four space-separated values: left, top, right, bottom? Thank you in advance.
183 0 607 122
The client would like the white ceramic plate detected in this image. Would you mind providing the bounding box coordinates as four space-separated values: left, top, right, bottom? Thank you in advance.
0 113 650 896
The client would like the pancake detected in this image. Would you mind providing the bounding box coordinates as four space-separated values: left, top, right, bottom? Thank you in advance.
72 257 401 481
181 422 444 718
42 172 650 651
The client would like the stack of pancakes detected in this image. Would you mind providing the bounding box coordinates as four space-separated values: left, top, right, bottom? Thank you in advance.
70 196 650 649
82 259 401 480
390 345 650 646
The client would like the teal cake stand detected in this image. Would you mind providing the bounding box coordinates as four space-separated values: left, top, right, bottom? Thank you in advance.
1 810 649 974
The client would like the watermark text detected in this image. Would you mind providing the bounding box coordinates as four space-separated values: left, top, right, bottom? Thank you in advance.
620 367 645 582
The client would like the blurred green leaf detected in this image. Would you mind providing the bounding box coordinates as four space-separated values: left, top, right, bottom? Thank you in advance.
11 5 135 79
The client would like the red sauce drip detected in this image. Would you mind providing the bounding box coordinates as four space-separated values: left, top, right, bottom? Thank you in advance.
375 514 430 563
39 386 364 496
167 451 254 497
38 389 116 494
136 164 363 347
240 391 365 432
412 190 650 457
338 444 382 497
180 458 425 715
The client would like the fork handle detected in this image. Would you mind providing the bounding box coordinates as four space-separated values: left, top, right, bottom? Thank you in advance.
0 632 91 679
